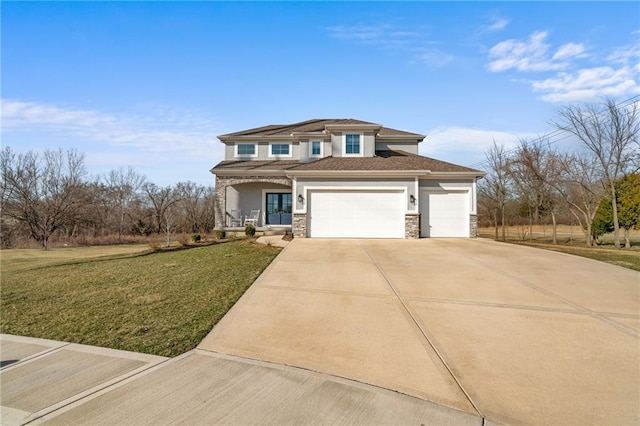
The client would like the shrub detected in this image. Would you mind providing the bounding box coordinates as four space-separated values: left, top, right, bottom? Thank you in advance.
191 233 201 243
215 230 226 240
177 234 190 247
148 237 161 252
245 225 256 237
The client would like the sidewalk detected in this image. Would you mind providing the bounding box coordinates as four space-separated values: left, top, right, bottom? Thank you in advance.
0 334 480 425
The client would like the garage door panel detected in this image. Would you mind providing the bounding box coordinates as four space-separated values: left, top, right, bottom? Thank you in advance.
420 191 469 238
309 191 404 238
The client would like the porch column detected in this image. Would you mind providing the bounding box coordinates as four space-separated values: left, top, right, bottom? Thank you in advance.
214 176 227 230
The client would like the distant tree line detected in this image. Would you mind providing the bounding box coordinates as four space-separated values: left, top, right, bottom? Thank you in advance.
478 98 640 248
1 148 216 249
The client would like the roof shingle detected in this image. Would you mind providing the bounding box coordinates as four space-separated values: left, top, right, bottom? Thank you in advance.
218 119 423 138
211 150 483 174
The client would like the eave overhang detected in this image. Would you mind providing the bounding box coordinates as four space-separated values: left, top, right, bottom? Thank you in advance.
324 123 382 132
377 134 426 142
287 170 431 178
210 168 293 177
218 135 296 142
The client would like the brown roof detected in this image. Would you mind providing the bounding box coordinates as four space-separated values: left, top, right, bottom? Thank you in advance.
211 150 483 174
211 160 301 172
293 151 482 173
218 119 423 138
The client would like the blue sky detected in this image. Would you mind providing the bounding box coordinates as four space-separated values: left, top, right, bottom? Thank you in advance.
2 2 639 186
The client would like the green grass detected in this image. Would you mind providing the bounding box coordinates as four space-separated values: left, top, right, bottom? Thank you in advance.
478 227 640 271
511 242 640 272
0 241 280 357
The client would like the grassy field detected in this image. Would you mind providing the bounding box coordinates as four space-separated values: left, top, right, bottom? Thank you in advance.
478 226 640 272
0 241 280 357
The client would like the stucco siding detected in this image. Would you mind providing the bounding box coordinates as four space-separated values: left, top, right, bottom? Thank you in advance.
376 142 419 154
363 132 376 157
419 179 473 189
331 132 343 158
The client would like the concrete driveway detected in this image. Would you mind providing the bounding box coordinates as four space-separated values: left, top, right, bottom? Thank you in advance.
200 238 640 425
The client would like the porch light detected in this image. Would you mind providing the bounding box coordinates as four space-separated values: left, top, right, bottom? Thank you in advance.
410 194 416 205
298 194 304 204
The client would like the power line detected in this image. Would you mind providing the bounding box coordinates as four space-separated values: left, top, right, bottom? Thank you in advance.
467 95 640 170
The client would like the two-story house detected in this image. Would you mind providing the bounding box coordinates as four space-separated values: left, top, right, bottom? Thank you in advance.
211 119 485 239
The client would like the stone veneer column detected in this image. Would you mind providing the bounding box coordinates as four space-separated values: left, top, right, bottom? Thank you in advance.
405 214 420 239
470 214 478 238
214 176 226 230
292 213 307 238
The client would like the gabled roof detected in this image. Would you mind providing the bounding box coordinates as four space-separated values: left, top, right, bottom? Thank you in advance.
218 119 423 139
211 150 484 174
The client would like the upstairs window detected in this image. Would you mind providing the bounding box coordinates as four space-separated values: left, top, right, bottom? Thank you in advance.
236 143 256 157
310 140 322 157
270 143 291 157
345 134 361 155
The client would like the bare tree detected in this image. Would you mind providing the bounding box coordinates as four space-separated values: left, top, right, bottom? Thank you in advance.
554 98 640 248
143 183 181 234
102 167 146 240
509 139 564 244
479 141 512 241
175 181 206 233
1 147 88 249
552 153 605 247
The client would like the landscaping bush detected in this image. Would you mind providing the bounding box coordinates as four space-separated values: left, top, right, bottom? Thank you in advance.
192 233 201 243
215 230 226 240
245 225 256 237
148 237 161 252
177 234 191 246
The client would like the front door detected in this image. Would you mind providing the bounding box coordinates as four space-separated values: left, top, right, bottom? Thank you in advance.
266 193 292 225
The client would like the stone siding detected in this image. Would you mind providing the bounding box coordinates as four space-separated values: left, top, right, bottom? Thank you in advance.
470 214 478 238
405 214 420 239
214 175 291 229
293 213 307 238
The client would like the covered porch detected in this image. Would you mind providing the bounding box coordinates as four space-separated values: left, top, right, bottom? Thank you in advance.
215 176 293 231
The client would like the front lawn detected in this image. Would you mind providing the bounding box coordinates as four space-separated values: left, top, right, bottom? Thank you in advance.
510 241 640 272
0 241 280 357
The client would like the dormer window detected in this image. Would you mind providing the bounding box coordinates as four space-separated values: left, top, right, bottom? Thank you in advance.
236 143 257 158
269 143 291 157
310 140 323 157
344 133 362 156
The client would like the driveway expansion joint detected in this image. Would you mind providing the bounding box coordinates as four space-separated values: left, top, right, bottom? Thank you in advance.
437 243 640 339
358 241 484 418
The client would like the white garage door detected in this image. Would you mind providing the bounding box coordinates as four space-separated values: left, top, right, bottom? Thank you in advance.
420 191 469 238
309 190 405 238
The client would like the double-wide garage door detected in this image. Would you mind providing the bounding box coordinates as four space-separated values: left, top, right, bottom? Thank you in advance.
308 190 405 238
420 191 470 238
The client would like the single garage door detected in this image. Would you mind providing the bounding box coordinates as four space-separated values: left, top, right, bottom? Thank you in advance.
309 190 405 238
420 191 469 238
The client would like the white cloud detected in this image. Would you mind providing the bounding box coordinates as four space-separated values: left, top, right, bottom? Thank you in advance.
487 29 640 103
487 31 570 72
326 24 392 43
326 23 452 67
412 50 454 67
531 66 640 103
421 126 531 156
486 17 509 32
1 99 221 159
607 41 640 64
552 42 587 60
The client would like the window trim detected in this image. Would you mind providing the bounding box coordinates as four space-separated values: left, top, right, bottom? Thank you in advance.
235 143 257 158
309 140 323 158
343 133 364 157
269 142 292 158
